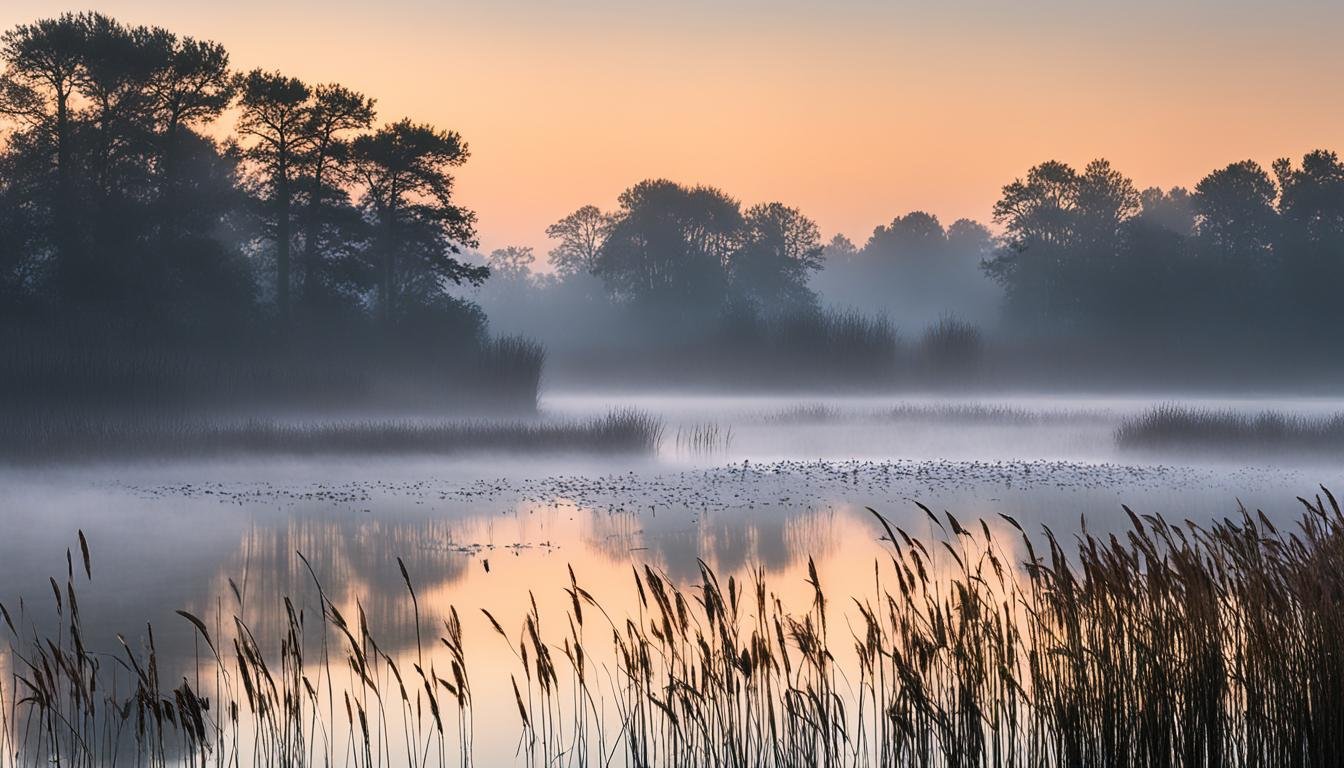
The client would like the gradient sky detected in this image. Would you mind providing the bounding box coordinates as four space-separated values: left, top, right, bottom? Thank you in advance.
6 1 1343 261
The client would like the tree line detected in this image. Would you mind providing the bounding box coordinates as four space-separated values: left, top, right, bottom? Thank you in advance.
983 154 1344 345
0 12 486 343
5 13 1341 377
507 152 1344 355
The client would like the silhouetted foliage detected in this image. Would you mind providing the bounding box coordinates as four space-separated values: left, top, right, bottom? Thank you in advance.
7 11 1344 399
0 13 535 412
978 152 1344 352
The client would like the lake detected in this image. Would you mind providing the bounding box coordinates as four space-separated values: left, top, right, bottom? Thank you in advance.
1 391 1339 765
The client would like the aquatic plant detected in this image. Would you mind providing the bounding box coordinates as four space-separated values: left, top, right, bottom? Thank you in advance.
1116 404 1344 452
3 489 1344 765
0 408 664 462
672 422 734 455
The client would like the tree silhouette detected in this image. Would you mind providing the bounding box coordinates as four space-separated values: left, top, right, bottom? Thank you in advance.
144 27 232 261
350 119 484 325
545 204 611 278
298 83 375 312
595 179 739 312
235 69 311 326
728 202 823 311
0 14 87 297
1193 160 1278 263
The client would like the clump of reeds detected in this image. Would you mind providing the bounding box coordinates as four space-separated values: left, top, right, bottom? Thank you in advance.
477 335 547 410
761 401 1103 424
0 323 548 415
1116 404 1344 452
5 488 1344 766
761 403 844 423
918 315 983 374
672 422 733 454
0 408 664 462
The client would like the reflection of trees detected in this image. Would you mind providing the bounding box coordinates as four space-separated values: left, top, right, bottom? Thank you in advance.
582 504 840 584
189 516 474 659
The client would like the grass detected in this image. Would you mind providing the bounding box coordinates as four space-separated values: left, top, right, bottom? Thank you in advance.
917 315 983 374
0 408 665 462
1116 404 1344 452
4 489 1344 766
672 422 734 455
0 327 548 414
762 401 1105 424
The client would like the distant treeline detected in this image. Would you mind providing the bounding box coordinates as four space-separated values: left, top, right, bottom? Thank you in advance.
472 152 1344 385
984 156 1344 345
5 13 1343 397
0 13 543 410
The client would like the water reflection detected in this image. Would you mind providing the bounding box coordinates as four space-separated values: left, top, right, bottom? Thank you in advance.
2 393 1340 763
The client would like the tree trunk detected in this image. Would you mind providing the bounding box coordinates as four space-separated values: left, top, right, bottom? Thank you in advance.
276 160 291 328
301 148 326 312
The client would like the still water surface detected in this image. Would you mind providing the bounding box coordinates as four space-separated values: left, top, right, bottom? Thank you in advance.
1 392 1338 762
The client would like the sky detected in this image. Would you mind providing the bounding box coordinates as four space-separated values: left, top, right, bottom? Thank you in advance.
5 1 1343 262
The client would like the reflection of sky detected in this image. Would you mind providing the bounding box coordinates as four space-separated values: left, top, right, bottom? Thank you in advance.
3 1 1341 256
1 467 1298 762
1 394 1337 761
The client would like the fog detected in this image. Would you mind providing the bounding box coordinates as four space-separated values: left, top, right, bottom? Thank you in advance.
3 9 1344 766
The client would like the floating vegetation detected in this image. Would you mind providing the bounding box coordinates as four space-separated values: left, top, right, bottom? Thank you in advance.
4 489 1344 765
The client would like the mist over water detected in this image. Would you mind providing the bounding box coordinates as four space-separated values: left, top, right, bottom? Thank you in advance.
3 5 1344 763
3 391 1336 763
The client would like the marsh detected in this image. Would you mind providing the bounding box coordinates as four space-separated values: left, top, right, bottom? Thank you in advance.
2 391 1338 765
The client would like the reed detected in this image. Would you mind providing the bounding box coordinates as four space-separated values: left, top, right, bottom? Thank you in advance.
1116 404 1344 452
0 408 664 462
762 401 1103 424
0 325 547 415
672 422 733 455
3 488 1344 766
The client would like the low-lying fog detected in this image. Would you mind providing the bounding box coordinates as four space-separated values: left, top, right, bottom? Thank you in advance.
3 390 1340 763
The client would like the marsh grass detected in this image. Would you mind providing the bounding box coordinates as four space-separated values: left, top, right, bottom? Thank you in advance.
0 328 547 415
672 422 733 455
0 408 664 462
1116 404 1344 453
4 489 1344 766
762 402 1105 425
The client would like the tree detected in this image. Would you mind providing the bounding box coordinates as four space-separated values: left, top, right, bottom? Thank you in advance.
991 160 1079 252
1193 160 1278 263
821 233 858 264
946 218 993 260
728 202 823 311
545 204 610 278
984 159 1139 327
595 179 740 311
235 69 311 325
1137 186 1195 236
1073 159 1139 247
486 245 535 282
298 83 375 309
1273 150 1344 324
350 119 484 325
143 27 232 253
867 211 947 259
0 13 88 295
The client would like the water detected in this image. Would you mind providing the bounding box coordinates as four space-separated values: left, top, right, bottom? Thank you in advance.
1 392 1339 764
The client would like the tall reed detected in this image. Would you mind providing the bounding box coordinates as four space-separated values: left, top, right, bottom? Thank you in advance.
4 489 1344 766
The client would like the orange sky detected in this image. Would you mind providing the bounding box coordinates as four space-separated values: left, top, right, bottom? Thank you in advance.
6 2 1343 261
